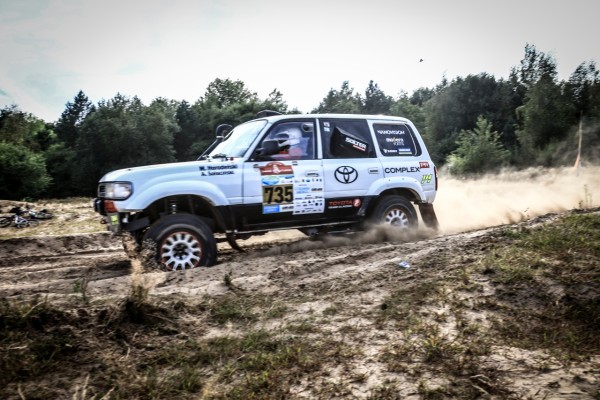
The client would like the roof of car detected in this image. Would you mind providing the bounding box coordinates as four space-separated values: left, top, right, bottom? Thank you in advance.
255 113 411 123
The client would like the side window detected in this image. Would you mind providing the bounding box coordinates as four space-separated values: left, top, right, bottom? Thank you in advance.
320 119 375 159
257 121 315 161
373 123 422 157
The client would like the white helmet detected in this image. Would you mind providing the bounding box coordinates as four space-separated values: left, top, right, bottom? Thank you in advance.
275 127 302 149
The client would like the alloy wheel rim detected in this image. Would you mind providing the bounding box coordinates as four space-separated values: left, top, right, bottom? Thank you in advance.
160 231 202 270
384 208 409 228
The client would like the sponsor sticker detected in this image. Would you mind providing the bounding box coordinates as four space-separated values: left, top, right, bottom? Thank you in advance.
259 161 294 176
262 175 281 186
259 162 324 215
421 174 433 184
344 136 368 152
199 163 238 176
334 166 358 184
384 167 421 174
263 204 280 214
326 198 362 210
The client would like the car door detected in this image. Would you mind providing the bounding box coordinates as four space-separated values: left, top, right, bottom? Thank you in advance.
319 118 383 218
242 120 324 226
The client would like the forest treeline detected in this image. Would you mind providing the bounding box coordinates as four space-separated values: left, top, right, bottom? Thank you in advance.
1 44 599 200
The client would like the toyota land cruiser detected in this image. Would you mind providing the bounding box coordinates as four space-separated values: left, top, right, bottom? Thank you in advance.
93 111 438 270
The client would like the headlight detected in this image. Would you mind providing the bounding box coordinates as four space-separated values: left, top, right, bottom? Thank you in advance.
99 182 133 200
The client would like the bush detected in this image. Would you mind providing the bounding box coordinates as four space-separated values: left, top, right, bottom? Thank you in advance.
447 116 510 175
0 142 51 200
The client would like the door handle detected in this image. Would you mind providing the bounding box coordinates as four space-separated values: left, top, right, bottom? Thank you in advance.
306 170 320 177
368 168 379 174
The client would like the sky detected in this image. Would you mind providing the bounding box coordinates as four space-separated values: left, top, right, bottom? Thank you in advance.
1 0 599 122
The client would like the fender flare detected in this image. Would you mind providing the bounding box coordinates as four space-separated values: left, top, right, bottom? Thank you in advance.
118 181 230 211
366 177 427 202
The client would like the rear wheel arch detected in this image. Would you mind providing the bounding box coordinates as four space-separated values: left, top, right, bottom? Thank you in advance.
367 188 418 215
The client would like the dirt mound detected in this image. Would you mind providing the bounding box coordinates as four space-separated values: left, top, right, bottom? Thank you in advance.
0 232 119 260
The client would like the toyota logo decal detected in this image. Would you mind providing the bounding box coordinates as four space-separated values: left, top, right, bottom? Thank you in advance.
334 166 358 184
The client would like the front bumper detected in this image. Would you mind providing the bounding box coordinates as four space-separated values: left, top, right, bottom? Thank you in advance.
94 198 122 233
94 198 150 233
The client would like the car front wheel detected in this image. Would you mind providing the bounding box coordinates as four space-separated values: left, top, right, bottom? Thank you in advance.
144 214 217 270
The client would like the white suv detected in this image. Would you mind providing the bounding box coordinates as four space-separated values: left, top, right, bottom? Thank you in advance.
93 111 438 270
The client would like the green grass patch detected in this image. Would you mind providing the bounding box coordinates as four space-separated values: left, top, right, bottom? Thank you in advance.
482 213 600 357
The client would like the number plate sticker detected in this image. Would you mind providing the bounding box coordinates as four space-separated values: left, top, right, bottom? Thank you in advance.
263 184 293 205
260 162 295 214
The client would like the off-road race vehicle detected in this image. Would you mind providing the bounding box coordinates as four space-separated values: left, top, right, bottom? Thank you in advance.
93 111 439 270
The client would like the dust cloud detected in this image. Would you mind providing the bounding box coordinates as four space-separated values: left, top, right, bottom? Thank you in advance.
251 166 600 257
434 165 600 234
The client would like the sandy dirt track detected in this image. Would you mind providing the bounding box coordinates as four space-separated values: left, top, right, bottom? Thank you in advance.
0 166 599 399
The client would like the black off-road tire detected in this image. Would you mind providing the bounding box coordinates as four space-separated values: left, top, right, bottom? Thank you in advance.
143 214 217 270
370 195 418 229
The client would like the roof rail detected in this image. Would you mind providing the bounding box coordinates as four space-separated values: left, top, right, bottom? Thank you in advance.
255 110 282 118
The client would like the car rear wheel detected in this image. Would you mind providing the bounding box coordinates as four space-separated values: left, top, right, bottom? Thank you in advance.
144 214 217 270
371 195 418 229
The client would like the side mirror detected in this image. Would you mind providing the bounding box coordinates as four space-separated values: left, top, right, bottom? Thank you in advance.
198 124 233 160
255 140 280 159
215 124 232 138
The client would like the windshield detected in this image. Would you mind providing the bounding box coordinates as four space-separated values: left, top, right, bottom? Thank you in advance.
209 119 268 158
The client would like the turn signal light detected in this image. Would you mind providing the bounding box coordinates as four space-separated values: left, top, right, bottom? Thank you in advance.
104 200 117 213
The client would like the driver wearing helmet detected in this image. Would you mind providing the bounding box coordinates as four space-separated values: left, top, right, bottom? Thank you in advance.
274 126 303 159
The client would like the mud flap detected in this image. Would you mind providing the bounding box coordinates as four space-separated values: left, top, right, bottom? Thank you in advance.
226 233 245 252
419 204 439 230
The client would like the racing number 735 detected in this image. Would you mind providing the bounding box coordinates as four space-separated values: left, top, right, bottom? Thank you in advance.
263 185 293 204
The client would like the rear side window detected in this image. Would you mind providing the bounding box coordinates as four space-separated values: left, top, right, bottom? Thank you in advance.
373 123 422 156
320 119 375 159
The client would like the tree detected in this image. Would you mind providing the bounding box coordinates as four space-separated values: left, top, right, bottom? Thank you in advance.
423 74 509 165
564 61 600 119
447 116 510 175
55 91 95 148
312 81 362 113
44 143 78 198
187 82 294 159
513 43 558 90
409 87 436 106
362 80 392 114
0 106 53 151
74 94 176 194
516 74 574 164
202 78 257 108
390 91 425 132
261 89 289 114
132 98 178 164
0 105 29 145
174 100 202 161
0 142 51 200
